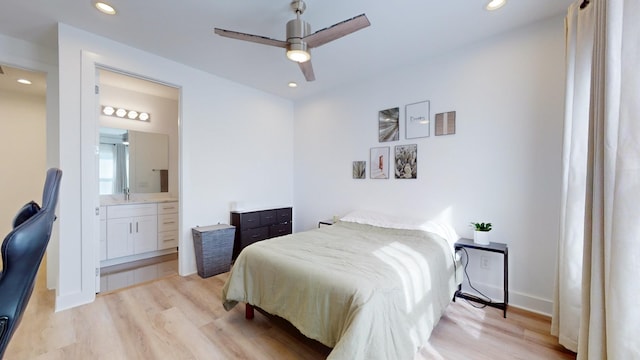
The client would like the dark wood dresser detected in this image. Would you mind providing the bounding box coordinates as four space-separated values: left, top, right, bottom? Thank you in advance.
230 207 292 259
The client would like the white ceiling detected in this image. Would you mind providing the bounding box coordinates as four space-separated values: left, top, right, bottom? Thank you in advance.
0 0 573 100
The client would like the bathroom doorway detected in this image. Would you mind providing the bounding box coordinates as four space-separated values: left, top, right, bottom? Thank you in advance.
96 68 180 293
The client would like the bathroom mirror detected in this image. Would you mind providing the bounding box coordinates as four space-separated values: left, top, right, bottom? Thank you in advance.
99 127 169 195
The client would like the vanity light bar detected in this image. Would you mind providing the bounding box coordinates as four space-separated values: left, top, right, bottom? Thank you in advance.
101 106 151 122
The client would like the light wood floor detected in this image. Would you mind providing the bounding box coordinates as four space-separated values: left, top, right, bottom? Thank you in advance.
5 270 576 360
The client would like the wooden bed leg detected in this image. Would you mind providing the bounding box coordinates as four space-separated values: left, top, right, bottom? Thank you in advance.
245 304 254 319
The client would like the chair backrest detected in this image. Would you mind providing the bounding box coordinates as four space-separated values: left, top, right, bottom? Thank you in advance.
0 168 62 358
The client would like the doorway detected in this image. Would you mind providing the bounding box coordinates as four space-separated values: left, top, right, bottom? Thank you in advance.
0 63 47 281
96 68 180 293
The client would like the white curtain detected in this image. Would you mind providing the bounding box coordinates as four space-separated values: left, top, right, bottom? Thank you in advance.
552 0 640 358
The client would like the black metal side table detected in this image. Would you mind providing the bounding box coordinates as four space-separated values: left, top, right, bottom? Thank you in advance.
318 219 336 228
454 238 509 318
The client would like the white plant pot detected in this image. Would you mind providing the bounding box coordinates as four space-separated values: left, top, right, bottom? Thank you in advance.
474 231 490 245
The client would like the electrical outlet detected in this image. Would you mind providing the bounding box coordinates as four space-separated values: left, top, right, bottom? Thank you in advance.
480 255 490 269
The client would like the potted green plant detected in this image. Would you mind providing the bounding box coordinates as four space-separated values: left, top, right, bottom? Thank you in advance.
471 222 492 245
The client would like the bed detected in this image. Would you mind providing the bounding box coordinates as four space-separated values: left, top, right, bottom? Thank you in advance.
222 211 462 360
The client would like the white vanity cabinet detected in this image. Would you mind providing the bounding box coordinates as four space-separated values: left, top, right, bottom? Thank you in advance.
106 203 158 259
157 201 179 250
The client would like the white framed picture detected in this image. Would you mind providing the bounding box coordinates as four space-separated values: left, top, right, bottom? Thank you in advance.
405 101 430 139
394 144 417 179
370 147 390 179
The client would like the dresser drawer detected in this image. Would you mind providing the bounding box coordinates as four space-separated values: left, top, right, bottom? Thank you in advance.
270 223 292 238
158 201 178 214
158 213 178 232
259 210 277 226
276 208 292 223
240 212 260 229
241 226 269 248
158 230 178 249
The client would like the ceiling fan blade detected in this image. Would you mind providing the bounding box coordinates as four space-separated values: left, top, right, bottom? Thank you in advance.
304 14 370 48
299 61 315 81
214 28 288 48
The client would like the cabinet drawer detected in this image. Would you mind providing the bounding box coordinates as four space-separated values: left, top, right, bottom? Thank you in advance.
240 212 260 229
270 223 292 238
259 210 277 226
241 226 269 247
276 208 292 223
158 230 179 250
107 203 157 219
158 213 178 232
158 202 178 214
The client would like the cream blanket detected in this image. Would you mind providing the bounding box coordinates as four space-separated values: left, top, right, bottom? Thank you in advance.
222 221 459 360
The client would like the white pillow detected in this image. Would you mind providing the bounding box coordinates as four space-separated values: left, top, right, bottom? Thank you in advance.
340 210 423 229
340 210 460 250
418 220 461 252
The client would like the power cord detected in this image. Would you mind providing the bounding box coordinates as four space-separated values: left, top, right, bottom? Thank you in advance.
459 247 492 308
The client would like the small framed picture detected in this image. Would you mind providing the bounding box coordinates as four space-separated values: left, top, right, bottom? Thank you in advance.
405 101 430 139
352 161 366 179
394 144 417 179
378 107 399 142
435 111 456 136
370 147 390 179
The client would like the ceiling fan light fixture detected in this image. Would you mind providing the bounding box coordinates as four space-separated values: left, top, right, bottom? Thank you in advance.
486 0 507 11
286 48 311 63
286 40 311 62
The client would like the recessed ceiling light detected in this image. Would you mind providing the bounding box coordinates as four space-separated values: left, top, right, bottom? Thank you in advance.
486 0 507 11
95 2 117 15
17 79 32 85
288 82 298 88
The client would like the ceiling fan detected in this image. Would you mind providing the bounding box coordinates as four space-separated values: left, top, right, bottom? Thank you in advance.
214 0 370 82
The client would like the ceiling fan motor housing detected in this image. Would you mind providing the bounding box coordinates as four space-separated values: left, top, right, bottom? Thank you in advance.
286 17 310 41
286 17 311 60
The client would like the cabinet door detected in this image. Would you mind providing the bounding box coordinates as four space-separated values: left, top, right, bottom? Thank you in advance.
133 215 158 254
107 217 134 259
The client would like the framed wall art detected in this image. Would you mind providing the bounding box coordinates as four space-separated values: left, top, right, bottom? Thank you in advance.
435 111 456 136
405 101 430 139
394 144 417 179
378 107 399 142
370 147 390 179
352 161 366 179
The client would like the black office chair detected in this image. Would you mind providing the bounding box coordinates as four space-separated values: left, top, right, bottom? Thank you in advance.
0 168 62 358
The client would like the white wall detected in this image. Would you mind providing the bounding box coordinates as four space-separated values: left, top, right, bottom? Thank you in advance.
0 33 60 290
0 90 46 236
293 16 565 314
56 23 294 311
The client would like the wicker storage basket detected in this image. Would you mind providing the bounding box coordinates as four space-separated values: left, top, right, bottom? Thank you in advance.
191 224 235 278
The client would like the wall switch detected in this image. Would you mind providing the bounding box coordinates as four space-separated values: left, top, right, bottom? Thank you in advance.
480 255 490 269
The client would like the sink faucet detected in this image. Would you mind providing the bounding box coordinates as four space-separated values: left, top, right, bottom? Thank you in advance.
124 187 130 201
